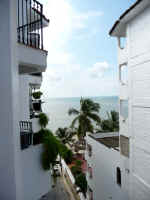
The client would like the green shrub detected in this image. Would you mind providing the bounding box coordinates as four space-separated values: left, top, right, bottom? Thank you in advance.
71 166 82 177
58 143 73 164
38 113 49 129
41 150 51 170
64 149 73 164
75 160 82 167
41 130 60 171
32 91 43 99
75 173 87 195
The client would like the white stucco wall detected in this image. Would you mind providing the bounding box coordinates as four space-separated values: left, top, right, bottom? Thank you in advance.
20 145 51 200
19 75 30 120
127 5 150 200
86 135 129 200
0 1 22 199
0 1 50 199
19 74 51 200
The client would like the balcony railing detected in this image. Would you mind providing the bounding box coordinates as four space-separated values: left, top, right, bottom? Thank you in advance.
17 0 46 50
19 121 33 150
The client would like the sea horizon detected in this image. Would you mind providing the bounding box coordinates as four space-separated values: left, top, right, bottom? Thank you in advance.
43 96 119 132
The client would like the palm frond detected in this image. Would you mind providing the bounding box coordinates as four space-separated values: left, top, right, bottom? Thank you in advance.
68 108 79 116
81 98 100 113
70 116 79 128
87 113 101 124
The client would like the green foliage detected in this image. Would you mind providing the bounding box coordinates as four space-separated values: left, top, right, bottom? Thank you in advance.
38 113 49 129
75 173 87 194
59 143 73 164
32 91 43 99
64 149 73 164
56 127 76 145
41 130 60 170
41 150 51 170
56 127 68 139
99 110 119 132
71 166 82 177
68 98 101 138
75 160 82 167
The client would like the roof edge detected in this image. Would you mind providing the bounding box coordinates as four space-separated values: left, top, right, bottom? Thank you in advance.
109 0 143 36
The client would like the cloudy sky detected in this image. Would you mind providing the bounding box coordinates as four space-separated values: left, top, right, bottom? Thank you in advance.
41 0 135 98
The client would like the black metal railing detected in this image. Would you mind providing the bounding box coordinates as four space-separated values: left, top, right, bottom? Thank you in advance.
19 121 33 150
18 0 44 50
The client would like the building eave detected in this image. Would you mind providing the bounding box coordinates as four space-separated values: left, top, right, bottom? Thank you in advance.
109 0 149 37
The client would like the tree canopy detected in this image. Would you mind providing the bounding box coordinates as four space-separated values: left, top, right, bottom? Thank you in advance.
68 98 101 138
98 110 119 132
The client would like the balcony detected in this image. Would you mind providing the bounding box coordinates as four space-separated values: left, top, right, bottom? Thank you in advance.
18 0 49 74
20 121 33 150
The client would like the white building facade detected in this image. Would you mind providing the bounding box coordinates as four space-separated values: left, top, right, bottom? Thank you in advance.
0 0 50 200
85 133 129 200
110 0 150 199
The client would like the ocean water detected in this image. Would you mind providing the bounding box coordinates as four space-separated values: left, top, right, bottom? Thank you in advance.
42 96 119 132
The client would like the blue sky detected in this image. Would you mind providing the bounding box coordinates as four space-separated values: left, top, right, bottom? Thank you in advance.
41 0 136 98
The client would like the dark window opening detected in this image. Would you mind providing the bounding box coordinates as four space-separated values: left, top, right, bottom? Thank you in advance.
116 167 121 186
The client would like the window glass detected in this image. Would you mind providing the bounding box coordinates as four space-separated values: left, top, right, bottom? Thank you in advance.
120 100 128 120
117 167 121 186
120 64 128 84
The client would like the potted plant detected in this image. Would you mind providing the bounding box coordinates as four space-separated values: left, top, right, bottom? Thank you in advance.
32 91 43 99
38 113 49 129
32 100 42 112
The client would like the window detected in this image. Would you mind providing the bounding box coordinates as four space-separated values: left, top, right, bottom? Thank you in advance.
120 135 129 158
119 64 128 85
118 37 126 49
88 186 93 200
89 167 93 179
120 100 128 121
87 144 92 157
116 167 121 186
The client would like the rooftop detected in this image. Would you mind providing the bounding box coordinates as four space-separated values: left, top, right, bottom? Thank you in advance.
89 132 119 150
109 0 149 37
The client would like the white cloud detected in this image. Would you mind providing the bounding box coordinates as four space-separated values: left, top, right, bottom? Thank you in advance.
41 61 117 99
74 10 103 20
39 0 117 98
42 0 103 65
73 28 99 40
89 62 109 78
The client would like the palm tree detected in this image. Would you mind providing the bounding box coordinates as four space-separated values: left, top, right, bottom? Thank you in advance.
55 127 76 145
97 110 119 132
68 98 101 138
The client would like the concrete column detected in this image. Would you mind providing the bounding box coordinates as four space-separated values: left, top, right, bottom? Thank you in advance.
0 0 21 199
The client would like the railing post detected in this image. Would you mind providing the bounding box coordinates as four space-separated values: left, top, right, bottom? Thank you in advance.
41 4 43 50
22 0 24 44
30 0 32 46
26 0 28 45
